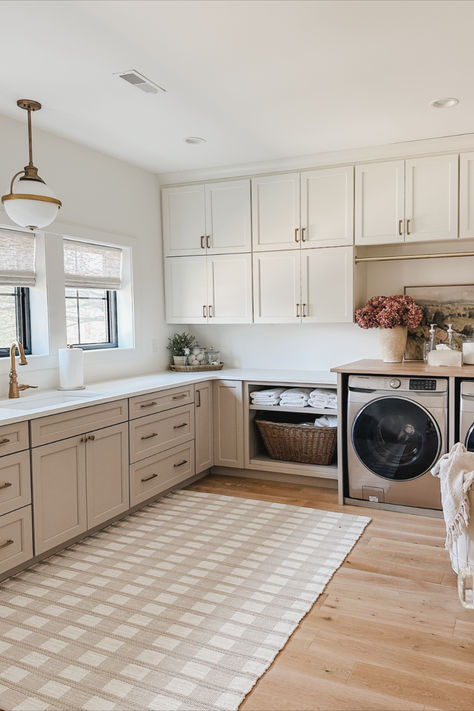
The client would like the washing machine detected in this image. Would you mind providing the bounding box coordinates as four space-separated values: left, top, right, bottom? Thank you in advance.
347 374 447 509
460 380 474 450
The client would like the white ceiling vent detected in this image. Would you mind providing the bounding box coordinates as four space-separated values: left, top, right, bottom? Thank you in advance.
115 70 166 94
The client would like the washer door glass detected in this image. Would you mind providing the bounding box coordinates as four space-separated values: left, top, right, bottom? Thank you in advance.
465 424 474 452
352 396 441 481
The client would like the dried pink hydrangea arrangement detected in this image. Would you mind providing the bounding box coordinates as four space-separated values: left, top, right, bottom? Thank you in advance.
355 295 423 330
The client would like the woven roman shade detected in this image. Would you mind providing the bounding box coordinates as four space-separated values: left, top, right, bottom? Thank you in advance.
0 228 36 286
64 239 122 290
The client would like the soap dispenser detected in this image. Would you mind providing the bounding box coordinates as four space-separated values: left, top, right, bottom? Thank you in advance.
424 323 437 362
447 324 458 350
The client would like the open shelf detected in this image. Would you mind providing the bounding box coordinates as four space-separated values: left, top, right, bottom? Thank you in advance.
248 453 338 480
249 404 337 416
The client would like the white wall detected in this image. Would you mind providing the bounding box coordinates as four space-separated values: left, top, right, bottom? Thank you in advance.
0 113 169 396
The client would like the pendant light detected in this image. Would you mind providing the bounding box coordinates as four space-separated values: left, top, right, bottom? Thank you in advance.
2 99 62 230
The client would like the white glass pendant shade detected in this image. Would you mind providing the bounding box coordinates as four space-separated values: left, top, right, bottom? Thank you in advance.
3 176 61 230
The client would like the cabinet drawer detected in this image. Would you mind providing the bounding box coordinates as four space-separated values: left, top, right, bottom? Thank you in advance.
129 404 194 463
130 442 195 507
0 451 31 517
129 385 194 419
0 421 29 457
0 506 33 577
30 399 129 447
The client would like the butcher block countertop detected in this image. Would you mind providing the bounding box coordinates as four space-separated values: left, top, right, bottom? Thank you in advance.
331 358 474 378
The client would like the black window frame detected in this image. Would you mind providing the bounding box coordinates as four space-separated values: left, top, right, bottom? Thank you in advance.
0 287 31 358
65 288 118 350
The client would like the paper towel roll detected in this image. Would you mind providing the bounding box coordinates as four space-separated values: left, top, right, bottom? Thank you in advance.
58 347 84 389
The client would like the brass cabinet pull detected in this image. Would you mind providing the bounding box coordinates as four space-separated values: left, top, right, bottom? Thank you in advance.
206 235 210 249
200 235 205 249
172 393 186 400
0 482 12 490
406 219 411 235
140 401 157 409
87 434 95 441
0 438 10 446
80 436 86 443
0 539 13 550
173 422 187 429
296 303 300 318
398 219 403 236
141 432 158 441
141 473 158 483
301 227 307 242
294 228 299 243
302 303 307 317
174 459 187 468
203 304 207 318
208 304 213 318
196 389 201 407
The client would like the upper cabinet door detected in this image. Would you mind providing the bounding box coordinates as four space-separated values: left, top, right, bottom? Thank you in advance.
205 179 251 254
405 154 458 242
165 256 208 323
355 161 405 245
207 253 253 324
253 251 301 323
301 246 354 323
460 152 474 239
301 166 354 248
252 173 301 251
162 184 206 257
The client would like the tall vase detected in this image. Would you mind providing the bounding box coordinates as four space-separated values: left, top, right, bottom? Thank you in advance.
379 326 407 363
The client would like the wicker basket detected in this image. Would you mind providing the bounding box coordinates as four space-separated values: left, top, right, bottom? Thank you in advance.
256 418 337 465
169 363 224 372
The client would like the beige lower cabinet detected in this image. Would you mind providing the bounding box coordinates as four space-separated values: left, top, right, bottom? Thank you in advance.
0 450 31 517
213 380 244 468
32 435 87 555
195 381 213 473
130 441 195 507
0 506 33 576
85 423 129 529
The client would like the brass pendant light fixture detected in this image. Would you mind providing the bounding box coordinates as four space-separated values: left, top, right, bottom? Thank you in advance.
2 99 62 230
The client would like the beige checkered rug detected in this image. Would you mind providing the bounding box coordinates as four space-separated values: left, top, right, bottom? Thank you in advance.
0 490 370 711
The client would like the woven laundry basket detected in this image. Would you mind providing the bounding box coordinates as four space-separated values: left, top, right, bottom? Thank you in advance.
256 418 337 465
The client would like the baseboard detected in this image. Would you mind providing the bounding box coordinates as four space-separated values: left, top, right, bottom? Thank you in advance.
344 496 443 518
210 466 338 489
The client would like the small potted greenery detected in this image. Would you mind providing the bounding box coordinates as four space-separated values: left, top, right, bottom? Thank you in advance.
167 331 196 366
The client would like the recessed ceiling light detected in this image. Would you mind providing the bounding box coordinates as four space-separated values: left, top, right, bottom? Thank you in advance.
431 97 459 109
184 137 206 145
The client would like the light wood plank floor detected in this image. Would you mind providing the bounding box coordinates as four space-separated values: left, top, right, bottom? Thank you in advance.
189 474 474 711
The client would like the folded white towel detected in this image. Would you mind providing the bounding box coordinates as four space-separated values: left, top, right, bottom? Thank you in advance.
309 389 337 408
281 388 313 398
314 415 338 428
250 388 285 399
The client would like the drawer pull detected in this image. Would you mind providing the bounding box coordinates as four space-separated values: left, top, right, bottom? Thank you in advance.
0 482 12 490
0 438 10 446
87 434 95 442
172 394 187 400
141 432 158 441
0 538 13 550
173 422 187 429
174 459 188 468
141 473 158 483
140 401 157 409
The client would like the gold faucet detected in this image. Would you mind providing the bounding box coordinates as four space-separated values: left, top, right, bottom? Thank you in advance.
9 341 37 399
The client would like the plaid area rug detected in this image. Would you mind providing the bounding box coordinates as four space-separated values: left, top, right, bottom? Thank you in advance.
0 490 370 711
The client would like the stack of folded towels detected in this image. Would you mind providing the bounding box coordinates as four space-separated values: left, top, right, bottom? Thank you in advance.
308 389 338 409
250 387 285 406
279 388 313 406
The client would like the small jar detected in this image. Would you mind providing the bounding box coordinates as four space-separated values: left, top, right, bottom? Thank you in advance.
206 346 220 366
463 338 474 365
188 345 206 366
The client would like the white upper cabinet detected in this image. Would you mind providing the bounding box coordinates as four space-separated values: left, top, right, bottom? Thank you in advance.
253 251 301 323
460 152 474 239
205 180 251 254
162 185 206 257
405 154 458 242
165 256 208 323
355 160 405 245
252 173 301 251
207 254 253 323
301 166 354 248
301 247 354 323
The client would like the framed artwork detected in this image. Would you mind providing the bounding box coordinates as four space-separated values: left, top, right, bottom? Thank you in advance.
403 283 474 360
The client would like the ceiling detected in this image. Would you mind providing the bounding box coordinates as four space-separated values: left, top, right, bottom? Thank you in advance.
1 0 474 174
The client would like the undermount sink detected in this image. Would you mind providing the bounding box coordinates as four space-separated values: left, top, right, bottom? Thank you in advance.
0 391 102 412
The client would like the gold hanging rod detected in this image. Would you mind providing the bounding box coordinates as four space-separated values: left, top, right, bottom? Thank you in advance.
355 250 474 264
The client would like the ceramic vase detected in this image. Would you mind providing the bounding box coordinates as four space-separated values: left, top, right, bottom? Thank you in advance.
173 355 187 366
379 326 407 363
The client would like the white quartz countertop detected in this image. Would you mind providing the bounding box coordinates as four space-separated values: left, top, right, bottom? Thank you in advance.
0 368 336 425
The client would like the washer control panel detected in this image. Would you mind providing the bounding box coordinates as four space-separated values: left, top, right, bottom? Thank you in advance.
409 379 437 391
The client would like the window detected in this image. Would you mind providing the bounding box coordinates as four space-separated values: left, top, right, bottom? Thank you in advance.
0 228 35 357
63 239 122 349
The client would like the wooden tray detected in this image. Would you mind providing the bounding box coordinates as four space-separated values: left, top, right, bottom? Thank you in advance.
170 363 224 372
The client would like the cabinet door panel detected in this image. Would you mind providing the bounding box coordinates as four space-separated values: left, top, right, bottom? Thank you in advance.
32 436 87 555
205 180 251 253
162 185 206 256
355 161 405 245
302 246 354 323
460 152 474 239
213 380 243 468
301 166 354 248
208 253 253 323
129 404 194 464
195 382 213 474
130 443 195 507
86 423 129 529
0 507 33 576
0 451 31 517
252 173 300 251
253 251 301 323
165 256 208 323
405 154 458 242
